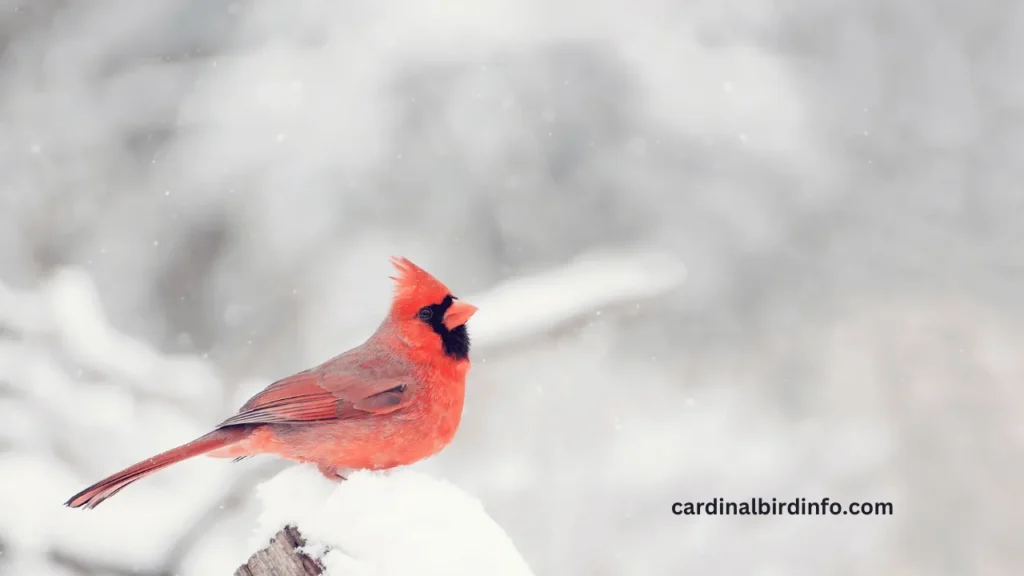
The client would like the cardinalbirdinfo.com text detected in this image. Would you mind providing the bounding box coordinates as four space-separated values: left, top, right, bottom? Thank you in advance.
671 497 894 516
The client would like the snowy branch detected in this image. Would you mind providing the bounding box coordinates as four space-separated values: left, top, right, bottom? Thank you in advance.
468 247 686 353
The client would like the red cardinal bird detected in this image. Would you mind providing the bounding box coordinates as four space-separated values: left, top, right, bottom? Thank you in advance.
65 257 477 509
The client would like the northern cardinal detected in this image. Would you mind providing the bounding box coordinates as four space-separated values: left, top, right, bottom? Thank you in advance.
65 257 477 509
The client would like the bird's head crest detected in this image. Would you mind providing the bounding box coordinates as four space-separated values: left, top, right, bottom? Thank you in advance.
388 256 452 310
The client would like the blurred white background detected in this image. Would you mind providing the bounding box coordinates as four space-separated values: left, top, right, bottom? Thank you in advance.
1 0 1022 575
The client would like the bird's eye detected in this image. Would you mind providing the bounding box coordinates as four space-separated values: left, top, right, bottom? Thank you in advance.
417 307 433 321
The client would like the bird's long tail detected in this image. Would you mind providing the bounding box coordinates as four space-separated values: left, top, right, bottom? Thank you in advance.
64 427 249 510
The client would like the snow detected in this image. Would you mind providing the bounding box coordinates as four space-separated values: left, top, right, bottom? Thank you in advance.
250 465 535 576
0 271 241 574
43 269 216 402
469 247 686 349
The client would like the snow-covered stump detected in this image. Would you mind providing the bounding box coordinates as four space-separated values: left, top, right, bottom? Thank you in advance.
239 465 535 576
235 526 324 576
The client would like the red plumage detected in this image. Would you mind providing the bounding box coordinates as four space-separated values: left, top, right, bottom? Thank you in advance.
65 257 477 509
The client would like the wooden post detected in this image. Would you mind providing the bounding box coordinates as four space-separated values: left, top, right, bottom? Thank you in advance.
233 526 324 576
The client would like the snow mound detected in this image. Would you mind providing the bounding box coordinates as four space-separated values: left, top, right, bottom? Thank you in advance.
250 465 535 576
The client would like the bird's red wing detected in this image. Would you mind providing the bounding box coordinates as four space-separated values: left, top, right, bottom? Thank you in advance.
217 370 411 427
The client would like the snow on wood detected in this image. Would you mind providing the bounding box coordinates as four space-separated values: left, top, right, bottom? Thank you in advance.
245 464 535 576
235 526 323 576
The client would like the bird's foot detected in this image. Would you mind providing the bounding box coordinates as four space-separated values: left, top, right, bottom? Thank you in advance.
317 463 349 481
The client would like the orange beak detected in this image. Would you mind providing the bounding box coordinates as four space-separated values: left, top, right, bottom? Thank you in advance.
443 300 478 330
